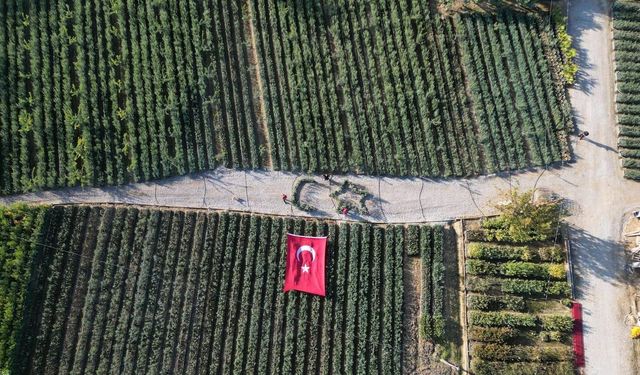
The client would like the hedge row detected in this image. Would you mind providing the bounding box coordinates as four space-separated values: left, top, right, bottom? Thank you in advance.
467 276 571 297
468 326 519 343
0 204 48 372
471 359 575 375
501 279 571 297
469 311 572 331
472 343 573 362
469 311 538 328
614 0 640 179
467 294 526 312
467 242 564 263
466 259 566 280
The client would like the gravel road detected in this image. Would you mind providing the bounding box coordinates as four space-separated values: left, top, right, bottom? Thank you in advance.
0 0 637 372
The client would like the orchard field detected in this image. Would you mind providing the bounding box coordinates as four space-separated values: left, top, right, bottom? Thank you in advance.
613 0 640 180
2 205 454 374
464 223 575 375
0 0 572 194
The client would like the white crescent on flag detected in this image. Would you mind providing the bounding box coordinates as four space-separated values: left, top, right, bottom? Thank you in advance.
296 245 316 263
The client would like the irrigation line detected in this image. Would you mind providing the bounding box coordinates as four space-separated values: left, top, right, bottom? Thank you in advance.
202 176 207 208
12 233 397 362
464 180 486 218
244 171 251 211
154 185 158 204
377 177 387 222
419 180 427 221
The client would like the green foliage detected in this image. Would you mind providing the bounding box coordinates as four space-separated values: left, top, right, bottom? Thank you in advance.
614 0 640 179
471 360 575 375
290 177 316 212
468 294 526 312
469 327 519 343
9 206 440 374
0 204 46 372
482 189 565 243
552 10 578 84
469 311 537 328
539 315 574 333
472 343 573 362
467 242 564 263
501 279 571 297
0 0 574 196
456 11 571 172
467 259 566 280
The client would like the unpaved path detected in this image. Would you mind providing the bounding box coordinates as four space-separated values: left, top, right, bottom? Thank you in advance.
0 0 637 372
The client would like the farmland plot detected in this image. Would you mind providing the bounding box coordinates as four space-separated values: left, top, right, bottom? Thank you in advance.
6 205 454 374
0 1 572 195
463 229 575 375
456 12 572 171
0 0 262 195
251 2 572 176
0 204 47 373
613 0 640 180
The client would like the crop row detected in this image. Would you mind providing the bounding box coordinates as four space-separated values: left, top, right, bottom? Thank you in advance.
0 205 47 372
466 241 565 263
407 225 447 341
0 0 261 195
11 206 421 374
466 259 566 280
613 0 640 180
456 12 571 172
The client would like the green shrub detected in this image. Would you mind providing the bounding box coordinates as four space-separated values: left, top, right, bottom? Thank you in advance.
469 327 518 343
466 259 500 276
466 276 493 293
468 294 526 311
540 315 574 333
472 343 573 362
501 262 566 280
471 359 575 375
467 243 565 263
406 225 420 256
0 204 48 372
625 168 640 180
467 243 534 261
481 189 565 243
537 246 565 262
466 229 487 242
501 279 571 297
469 311 537 328
540 331 567 342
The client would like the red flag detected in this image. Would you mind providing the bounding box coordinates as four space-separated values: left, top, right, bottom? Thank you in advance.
283 233 327 296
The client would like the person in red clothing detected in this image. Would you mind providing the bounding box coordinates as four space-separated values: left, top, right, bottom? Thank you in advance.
342 207 348 216
282 193 288 203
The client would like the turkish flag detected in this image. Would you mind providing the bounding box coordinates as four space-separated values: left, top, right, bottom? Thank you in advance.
283 233 327 296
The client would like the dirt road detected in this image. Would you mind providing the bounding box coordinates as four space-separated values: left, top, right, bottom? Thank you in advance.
0 0 637 372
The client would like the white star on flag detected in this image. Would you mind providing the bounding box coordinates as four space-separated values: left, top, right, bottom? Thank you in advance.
301 264 310 273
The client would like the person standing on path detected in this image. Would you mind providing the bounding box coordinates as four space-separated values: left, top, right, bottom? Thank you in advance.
578 131 590 140
342 207 348 216
282 194 288 204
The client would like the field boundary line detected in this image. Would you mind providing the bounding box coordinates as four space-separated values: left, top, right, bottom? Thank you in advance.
245 0 273 168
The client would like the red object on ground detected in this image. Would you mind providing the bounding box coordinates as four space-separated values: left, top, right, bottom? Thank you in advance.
342 207 348 215
572 302 585 367
283 234 327 296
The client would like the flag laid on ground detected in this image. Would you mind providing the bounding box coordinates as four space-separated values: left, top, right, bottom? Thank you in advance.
283 233 327 296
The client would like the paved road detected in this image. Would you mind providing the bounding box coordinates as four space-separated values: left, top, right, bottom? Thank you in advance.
0 0 637 372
